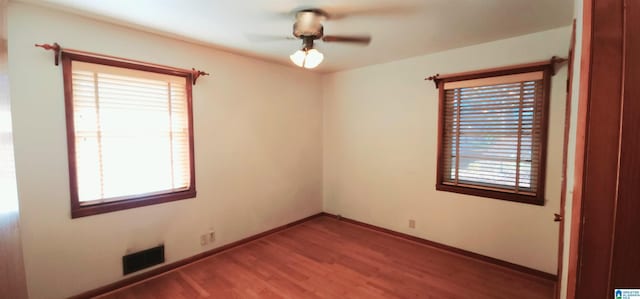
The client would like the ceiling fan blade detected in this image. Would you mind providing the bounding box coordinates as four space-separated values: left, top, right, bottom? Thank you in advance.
268 7 328 20
322 35 371 45
245 33 298 42
323 4 417 20
264 4 417 21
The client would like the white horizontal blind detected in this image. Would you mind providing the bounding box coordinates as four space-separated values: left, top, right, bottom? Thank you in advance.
71 61 191 205
441 72 544 195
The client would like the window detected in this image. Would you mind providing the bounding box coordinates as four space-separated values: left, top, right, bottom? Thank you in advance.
62 53 196 218
435 63 552 205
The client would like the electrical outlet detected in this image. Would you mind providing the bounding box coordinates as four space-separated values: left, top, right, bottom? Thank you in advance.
409 219 416 229
200 234 208 246
209 231 215 243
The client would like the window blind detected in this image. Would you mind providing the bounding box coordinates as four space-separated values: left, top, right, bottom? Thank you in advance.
441 71 544 195
71 61 191 205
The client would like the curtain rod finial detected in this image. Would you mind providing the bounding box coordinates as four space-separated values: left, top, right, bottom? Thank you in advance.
35 42 62 66
550 56 568 75
190 68 210 85
425 74 440 88
34 42 60 51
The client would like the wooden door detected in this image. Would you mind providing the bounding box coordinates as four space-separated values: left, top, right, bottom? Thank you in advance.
609 0 640 289
567 0 640 298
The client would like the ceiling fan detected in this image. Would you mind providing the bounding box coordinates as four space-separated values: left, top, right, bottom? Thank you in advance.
252 8 372 69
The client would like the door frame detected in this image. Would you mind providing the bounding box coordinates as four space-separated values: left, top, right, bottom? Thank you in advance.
555 19 576 299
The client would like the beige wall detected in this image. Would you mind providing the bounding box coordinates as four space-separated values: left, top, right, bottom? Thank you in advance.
8 3 323 298
322 27 571 274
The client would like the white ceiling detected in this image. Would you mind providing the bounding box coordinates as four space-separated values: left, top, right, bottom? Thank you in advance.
20 0 574 72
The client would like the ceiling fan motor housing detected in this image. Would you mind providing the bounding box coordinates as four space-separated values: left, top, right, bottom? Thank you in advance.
293 10 325 39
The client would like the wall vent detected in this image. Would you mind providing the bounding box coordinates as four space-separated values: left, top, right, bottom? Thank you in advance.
122 245 164 275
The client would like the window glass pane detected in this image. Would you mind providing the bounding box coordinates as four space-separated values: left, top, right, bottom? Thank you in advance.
441 74 543 196
70 61 191 204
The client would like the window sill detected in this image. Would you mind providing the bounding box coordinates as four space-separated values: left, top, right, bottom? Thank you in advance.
71 189 196 218
436 183 544 206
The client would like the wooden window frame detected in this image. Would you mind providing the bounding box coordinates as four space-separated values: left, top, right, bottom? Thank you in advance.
434 61 555 206
62 52 197 218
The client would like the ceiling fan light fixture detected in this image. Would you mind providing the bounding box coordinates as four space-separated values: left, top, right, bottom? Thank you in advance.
289 48 324 69
303 49 324 69
289 49 306 67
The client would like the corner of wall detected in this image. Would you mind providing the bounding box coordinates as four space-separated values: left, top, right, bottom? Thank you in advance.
320 73 330 213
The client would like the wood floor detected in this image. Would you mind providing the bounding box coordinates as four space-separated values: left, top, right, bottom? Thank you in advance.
100 216 554 299
0 213 28 299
